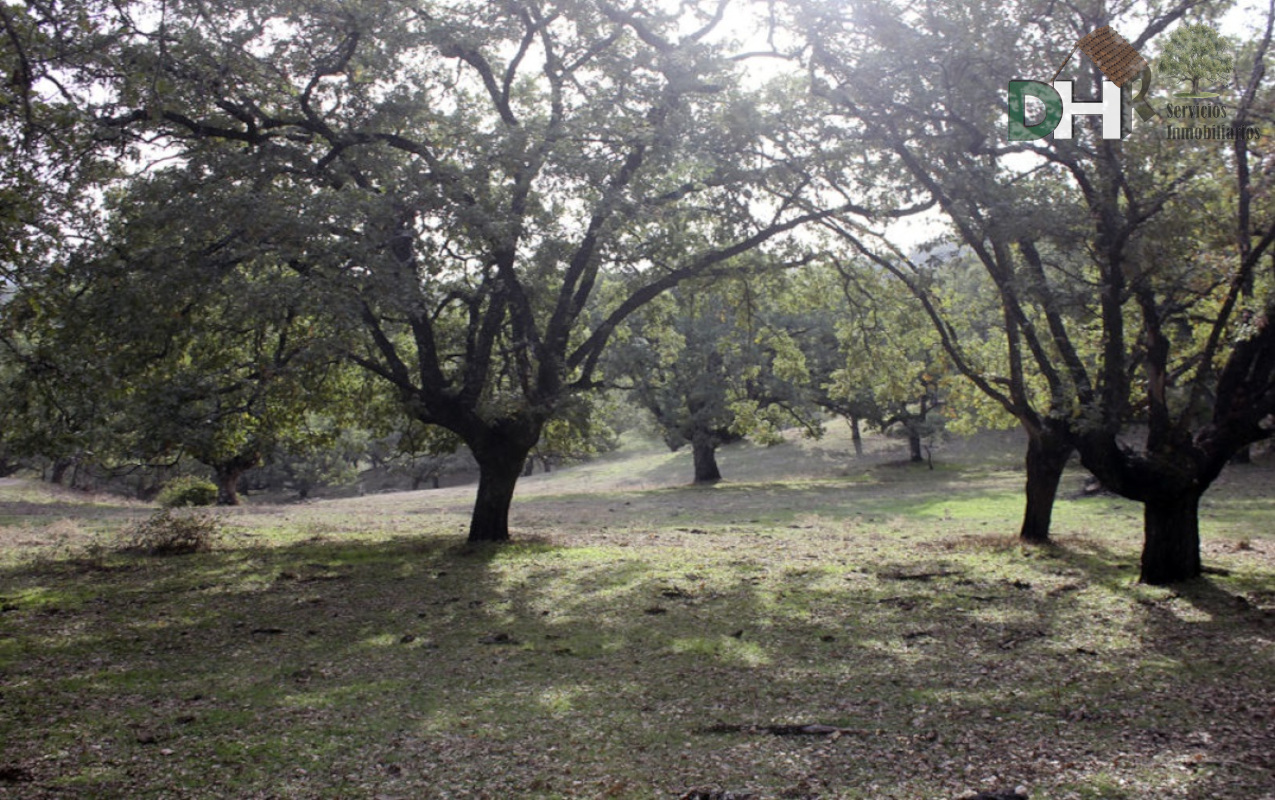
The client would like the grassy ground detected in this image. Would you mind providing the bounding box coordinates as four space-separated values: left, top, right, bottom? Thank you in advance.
1 430 1273 799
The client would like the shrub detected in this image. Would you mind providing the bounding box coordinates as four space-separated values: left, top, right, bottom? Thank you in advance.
127 509 220 556
156 476 218 508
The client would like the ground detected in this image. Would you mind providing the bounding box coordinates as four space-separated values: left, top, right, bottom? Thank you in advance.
1 429 1272 799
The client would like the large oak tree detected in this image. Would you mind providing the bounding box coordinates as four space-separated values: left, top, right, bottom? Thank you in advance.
797 0 1275 582
70 0 849 540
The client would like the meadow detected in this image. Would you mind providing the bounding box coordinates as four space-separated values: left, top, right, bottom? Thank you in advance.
1 429 1272 799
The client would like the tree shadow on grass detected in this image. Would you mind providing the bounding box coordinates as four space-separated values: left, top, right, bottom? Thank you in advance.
1 530 1272 799
1031 539 1275 799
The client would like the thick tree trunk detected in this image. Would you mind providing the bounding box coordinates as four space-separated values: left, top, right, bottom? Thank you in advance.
849 416 863 458
49 457 74 486
692 434 722 484
215 465 247 506
468 450 528 542
1140 489 1203 585
907 429 923 463
1020 430 1072 543
1073 431 1215 586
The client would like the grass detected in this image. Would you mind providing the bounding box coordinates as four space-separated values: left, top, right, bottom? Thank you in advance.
0 430 1272 799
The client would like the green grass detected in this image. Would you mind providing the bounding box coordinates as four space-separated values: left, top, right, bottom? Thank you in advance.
0 431 1273 798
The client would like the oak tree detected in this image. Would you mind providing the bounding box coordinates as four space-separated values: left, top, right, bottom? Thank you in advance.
77 0 847 540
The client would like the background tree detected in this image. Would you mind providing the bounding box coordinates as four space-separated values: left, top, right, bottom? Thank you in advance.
609 272 818 484
0 1 125 484
261 415 369 500
525 394 622 475
365 411 471 492
819 258 954 465
5 163 356 505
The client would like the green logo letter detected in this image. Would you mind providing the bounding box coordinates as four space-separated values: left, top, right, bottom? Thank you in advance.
1008 81 1062 140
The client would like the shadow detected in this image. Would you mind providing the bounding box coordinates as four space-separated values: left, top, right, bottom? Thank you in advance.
1 519 1272 799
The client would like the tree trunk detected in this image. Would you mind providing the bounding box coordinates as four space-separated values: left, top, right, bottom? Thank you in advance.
692 434 722 484
215 465 247 506
907 429 923 463
50 457 74 486
1140 489 1203 585
849 416 863 458
1019 430 1072 543
468 449 528 542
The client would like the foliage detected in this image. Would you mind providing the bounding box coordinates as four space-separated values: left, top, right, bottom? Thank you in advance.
795 0 1275 572
43 0 852 540
125 509 221 556
528 393 622 473
607 270 819 481
262 419 368 500
156 476 218 508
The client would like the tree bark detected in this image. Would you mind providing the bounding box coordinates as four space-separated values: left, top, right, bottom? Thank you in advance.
468 449 529 542
50 457 74 486
850 416 863 458
1020 429 1072 543
907 429 923 463
1140 488 1203 585
692 434 722 484
215 465 248 506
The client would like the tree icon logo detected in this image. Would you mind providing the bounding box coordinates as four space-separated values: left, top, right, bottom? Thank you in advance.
1159 23 1234 98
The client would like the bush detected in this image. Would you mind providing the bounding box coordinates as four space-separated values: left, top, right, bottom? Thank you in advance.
127 509 220 556
156 476 218 508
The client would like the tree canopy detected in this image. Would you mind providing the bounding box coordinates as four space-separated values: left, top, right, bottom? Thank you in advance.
793 0 1275 582
4 0 1273 584
39 0 852 539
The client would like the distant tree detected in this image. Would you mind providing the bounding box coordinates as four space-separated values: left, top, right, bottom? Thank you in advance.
823 260 952 464
264 417 368 500
526 394 621 475
365 396 470 491
610 273 818 484
784 259 956 464
5 165 356 505
0 2 122 485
